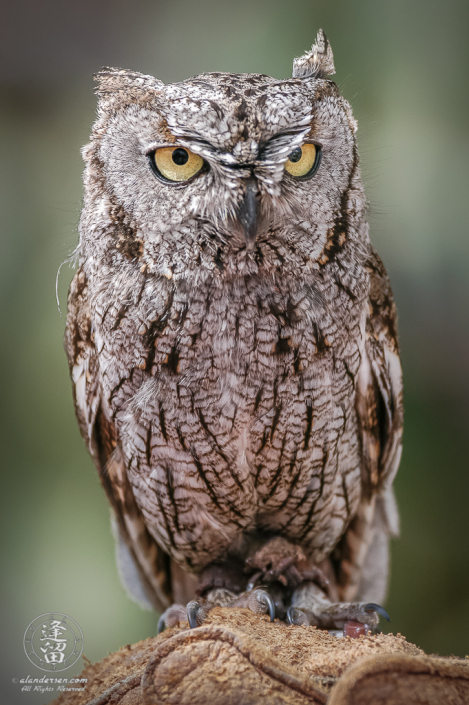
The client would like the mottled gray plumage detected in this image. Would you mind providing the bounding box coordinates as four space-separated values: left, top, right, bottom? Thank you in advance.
65 31 403 626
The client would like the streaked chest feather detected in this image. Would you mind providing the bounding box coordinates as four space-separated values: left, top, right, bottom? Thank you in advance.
91 270 366 566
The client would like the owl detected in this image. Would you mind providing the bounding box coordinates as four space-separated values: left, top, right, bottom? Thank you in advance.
65 30 403 632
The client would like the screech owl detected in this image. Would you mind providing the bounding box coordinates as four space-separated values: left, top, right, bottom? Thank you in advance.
65 30 403 632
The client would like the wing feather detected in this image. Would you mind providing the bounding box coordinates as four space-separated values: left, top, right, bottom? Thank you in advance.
64 267 172 612
336 248 403 601
358 249 403 496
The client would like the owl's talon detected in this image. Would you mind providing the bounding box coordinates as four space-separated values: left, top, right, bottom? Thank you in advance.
156 603 187 634
246 571 263 592
248 588 275 622
157 613 166 635
364 603 391 622
187 606 197 629
286 606 309 626
290 582 392 630
186 600 206 629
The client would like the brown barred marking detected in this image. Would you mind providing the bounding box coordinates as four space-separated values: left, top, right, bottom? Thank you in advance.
303 404 314 450
163 346 180 374
318 227 347 265
159 118 178 144
110 203 143 262
158 404 168 442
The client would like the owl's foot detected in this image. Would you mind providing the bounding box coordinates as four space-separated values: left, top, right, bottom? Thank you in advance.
156 600 212 633
157 588 275 634
231 588 276 622
197 587 276 624
287 582 390 634
157 603 187 634
245 536 330 594
157 600 208 634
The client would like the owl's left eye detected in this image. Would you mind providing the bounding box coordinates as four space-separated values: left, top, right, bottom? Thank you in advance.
149 146 206 183
284 143 321 179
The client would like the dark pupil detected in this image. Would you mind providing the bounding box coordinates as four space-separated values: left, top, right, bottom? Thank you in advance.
288 147 302 163
172 148 189 166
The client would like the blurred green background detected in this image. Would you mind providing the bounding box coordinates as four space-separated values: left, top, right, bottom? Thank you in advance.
1 0 468 701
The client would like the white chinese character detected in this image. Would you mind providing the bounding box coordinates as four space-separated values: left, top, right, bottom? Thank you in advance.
40 620 68 662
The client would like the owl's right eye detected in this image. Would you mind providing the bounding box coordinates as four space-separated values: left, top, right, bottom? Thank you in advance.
149 146 206 183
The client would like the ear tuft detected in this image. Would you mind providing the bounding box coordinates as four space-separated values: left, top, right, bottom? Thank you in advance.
94 67 164 96
292 30 335 79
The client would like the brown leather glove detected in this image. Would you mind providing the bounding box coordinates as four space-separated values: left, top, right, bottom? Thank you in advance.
51 607 469 705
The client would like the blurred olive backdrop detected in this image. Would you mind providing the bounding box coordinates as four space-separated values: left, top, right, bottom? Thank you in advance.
1 1 468 702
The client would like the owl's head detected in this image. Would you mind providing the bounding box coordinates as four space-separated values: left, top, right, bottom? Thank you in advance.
82 30 365 280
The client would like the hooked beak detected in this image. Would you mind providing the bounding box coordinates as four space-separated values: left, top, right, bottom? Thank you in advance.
237 178 260 248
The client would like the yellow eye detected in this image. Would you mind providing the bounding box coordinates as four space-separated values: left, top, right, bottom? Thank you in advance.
152 146 205 182
284 143 320 178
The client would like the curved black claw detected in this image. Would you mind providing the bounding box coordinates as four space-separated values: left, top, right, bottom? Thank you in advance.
246 571 263 592
249 589 275 622
187 605 198 629
286 606 309 626
186 600 206 629
259 589 275 622
364 603 391 622
157 614 166 635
